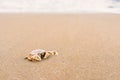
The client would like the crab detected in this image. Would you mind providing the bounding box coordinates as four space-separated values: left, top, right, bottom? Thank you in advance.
24 49 58 61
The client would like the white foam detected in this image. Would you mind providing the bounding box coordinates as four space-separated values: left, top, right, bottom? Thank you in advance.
0 0 119 13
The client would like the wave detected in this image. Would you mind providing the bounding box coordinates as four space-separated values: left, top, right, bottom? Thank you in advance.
0 0 119 13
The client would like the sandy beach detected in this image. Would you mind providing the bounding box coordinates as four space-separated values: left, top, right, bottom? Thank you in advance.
0 14 120 80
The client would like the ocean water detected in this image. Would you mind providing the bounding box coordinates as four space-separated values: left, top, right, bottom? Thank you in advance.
0 0 120 13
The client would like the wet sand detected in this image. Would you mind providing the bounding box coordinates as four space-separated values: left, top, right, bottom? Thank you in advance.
0 14 120 80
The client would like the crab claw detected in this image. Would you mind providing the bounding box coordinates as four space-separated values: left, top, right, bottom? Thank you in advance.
52 51 58 55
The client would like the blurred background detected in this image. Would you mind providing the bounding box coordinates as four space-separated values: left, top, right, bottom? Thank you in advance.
0 0 120 13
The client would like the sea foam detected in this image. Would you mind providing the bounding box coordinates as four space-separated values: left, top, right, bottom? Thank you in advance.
0 0 119 13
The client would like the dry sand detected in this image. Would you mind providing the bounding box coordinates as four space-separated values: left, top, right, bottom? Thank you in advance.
0 14 120 80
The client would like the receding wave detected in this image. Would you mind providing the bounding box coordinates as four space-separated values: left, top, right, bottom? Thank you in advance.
0 0 120 13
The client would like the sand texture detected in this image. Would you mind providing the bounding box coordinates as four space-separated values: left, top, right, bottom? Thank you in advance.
0 14 120 80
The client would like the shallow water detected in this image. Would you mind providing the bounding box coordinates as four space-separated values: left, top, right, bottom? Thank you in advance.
0 0 120 13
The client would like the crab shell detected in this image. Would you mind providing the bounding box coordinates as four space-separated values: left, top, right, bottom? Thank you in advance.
25 49 58 61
